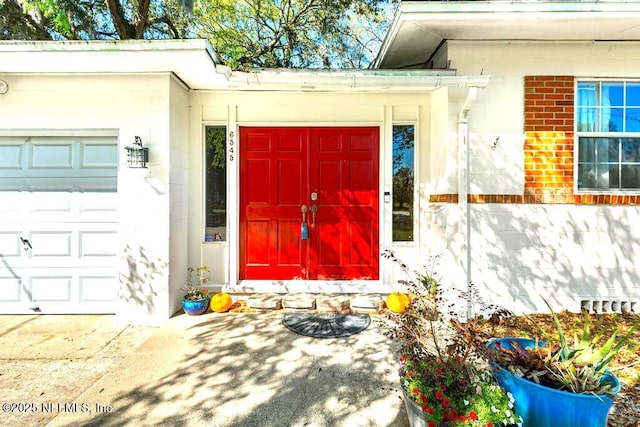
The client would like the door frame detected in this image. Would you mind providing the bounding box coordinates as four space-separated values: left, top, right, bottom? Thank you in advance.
227 121 390 292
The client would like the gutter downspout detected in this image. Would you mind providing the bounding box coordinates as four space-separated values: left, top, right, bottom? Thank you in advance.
458 87 478 320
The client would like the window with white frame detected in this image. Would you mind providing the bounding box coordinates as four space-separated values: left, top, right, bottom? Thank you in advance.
392 124 415 241
205 126 227 241
577 81 640 191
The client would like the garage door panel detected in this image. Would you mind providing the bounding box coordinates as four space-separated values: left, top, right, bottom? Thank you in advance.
0 144 22 168
0 276 21 302
80 231 117 257
31 232 72 257
31 143 73 169
1 194 118 222
31 276 72 302
32 194 73 213
0 135 118 314
82 143 118 168
7 178 115 192
0 193 22 212
80 276 118 302
80 193 118 214
0 232 22 256
0 136 117 192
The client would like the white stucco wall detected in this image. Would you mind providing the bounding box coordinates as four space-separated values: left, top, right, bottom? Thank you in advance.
469 204 640 313
435 41 640 314
168 78 190 318
0 73 183 325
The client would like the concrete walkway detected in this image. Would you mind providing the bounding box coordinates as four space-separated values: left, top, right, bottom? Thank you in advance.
0 313 409 427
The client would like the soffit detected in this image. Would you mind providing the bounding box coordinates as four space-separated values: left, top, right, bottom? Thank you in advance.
376 1 640 69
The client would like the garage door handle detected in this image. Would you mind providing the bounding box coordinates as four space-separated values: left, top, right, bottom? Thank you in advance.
20 237 32 250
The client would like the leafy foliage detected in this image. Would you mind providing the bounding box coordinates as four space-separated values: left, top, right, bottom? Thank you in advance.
521 300 635 394
2 0 394 68
490 311 640 426
206 126 226 169
2 0 193 40
481 299 639 395
382 250 519 426
193 0 392 68
183 265 210 300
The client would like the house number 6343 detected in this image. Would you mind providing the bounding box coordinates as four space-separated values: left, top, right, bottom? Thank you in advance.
228 131 235 162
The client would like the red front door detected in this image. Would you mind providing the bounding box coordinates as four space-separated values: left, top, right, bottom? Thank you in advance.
239 127 379 280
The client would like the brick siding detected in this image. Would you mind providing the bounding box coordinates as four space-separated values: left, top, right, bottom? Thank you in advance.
428 75 640 205
523 75 575 202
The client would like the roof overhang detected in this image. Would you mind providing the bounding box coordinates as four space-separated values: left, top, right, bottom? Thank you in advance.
0 39 489 92
375 1 640 69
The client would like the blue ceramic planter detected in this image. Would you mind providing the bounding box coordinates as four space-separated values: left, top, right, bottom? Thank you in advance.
488 337 620 427
182 297 210 315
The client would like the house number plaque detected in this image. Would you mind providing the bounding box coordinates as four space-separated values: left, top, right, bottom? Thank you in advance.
228 130 235 162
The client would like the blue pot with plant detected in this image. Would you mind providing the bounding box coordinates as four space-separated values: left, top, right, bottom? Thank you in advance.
182 266 211 315
487 299 637 427
488 337 620 427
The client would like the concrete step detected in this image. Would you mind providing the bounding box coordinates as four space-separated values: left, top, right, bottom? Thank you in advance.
350 294 384 313
234 292 388 313
282 293 316 310
315 294 350 311
246 294 283 310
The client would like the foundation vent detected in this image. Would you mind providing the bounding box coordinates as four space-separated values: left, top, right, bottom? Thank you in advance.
580 299 639 314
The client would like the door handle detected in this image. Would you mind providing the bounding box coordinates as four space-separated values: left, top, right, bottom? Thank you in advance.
301 204 308 222
20 237 32 251
310 205 317 228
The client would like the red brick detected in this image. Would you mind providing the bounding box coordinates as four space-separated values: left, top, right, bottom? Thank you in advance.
535 100 557 106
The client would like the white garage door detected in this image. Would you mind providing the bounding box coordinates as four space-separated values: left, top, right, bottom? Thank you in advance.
0 135 119 314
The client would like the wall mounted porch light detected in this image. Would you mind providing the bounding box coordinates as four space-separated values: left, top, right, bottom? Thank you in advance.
125 136 149 168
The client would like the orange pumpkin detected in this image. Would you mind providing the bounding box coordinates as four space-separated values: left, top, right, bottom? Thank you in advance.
211 292 233 313
386 292 410 313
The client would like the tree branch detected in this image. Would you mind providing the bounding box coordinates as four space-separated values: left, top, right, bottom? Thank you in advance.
135 0 151 38
104 0 134 39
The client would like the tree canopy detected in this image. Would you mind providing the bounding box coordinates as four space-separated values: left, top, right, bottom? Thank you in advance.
1 0 393 68
193 0 390 69
1 0 191 40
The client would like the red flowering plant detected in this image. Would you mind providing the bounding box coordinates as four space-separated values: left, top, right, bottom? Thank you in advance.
399 352 519 426
382 251 521 427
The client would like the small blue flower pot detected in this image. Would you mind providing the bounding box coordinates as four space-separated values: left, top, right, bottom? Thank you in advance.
182 297 210 315
488 337 620 427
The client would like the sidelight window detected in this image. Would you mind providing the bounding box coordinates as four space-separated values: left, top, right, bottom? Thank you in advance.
392 125 415 241
204 126 227 241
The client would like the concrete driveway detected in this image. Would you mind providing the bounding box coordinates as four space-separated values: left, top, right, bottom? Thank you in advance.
0 312 409 427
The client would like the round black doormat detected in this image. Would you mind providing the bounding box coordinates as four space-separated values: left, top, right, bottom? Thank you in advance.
282 313 371 338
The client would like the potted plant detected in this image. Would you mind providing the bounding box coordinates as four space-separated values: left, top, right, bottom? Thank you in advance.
382 251 521 427
182 266 211 315
484 299 638 427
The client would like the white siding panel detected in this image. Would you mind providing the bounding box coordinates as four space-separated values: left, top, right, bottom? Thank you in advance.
466 204 640 314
